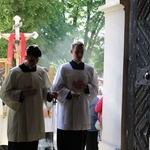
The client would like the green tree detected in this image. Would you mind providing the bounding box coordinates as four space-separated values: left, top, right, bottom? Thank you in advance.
0 0 105 75
0 0 61 57
40 0 105 74
59 0 105 73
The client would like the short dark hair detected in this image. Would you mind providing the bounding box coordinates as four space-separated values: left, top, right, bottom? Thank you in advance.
71 41 84 49
26 45 42 57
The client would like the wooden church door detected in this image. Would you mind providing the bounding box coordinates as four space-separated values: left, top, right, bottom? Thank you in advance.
126 0 150 150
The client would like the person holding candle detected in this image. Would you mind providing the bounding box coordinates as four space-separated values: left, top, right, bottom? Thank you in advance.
52 41 98 150
0 45 57 150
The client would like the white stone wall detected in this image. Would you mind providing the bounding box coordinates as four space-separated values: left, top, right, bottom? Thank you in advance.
98 3 125 150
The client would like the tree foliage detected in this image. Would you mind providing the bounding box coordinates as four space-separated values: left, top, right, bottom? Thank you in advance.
0 0 105 75
0 0 61 57
62 0 105 74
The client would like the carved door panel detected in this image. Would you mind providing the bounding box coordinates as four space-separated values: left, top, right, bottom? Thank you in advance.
127 0 150 150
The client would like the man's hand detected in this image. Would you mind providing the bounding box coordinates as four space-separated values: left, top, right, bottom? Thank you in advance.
70 91 80 100
22 87 37 96
43 108 49 117
43 109 52 118
72 81 87 90
49 92 58 99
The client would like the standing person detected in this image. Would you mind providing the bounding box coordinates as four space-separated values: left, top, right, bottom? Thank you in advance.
43 68 56 149
97 78 103 97
38 102 56 150
52 41 98 150
38 67 56 150
85 97 99 150
0 45 57 150
95 97 103 130
86 78 104 150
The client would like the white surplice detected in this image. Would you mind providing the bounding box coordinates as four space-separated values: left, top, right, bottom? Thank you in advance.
43 103 56 132
52 62 98 130
0 66 52 142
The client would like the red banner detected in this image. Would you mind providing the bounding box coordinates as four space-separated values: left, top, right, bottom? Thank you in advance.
7 33 26 67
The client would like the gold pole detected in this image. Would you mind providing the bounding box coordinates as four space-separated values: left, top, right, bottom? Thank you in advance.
49 65 54 83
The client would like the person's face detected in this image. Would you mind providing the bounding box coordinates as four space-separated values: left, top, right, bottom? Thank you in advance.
98 80 103 87
71 45 84 62
26 55 39 68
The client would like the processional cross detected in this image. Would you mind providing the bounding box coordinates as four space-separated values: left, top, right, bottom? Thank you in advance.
0 15 38 67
